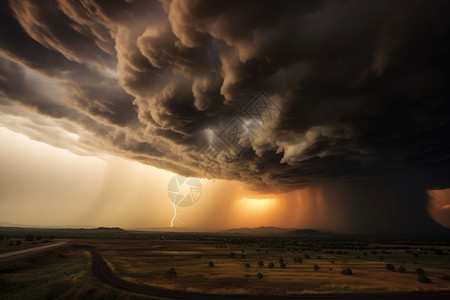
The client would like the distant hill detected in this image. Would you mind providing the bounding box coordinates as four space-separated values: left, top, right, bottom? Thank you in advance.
94 227 125 231
218 226 295 235
217 226 342 237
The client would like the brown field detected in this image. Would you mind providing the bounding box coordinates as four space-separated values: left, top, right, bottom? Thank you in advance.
1 234 450 299
89 238 450 296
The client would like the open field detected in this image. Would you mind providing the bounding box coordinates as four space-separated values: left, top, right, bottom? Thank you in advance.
0 230 449 299
89 238 450 297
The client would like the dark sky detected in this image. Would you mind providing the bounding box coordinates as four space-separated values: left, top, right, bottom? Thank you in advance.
0 0 449 236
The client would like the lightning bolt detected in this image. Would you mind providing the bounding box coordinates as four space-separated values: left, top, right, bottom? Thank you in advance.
170 176 179 227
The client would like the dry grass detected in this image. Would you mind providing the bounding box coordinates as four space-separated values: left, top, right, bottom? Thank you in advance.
92 239 450 296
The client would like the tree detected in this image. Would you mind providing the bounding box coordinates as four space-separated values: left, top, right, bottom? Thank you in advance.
294 257 303 263
279 257 284 264
341 268 352 275
397 267 406 273
268 262 274 269
313 264 319 271
166 268 177 278
208 261 214 267
415 268 425 274
386 264 395 271
245 263 251 269
280 263 286 269
15 240 21 246
418 274 431 283
229 252 235 258
258 260 264 267
257 272 263 280
25 234 34 242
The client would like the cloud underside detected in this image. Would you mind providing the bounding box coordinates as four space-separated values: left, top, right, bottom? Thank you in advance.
0 0 449 192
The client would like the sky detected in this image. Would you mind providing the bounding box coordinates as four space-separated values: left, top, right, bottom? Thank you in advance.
0 0 449 236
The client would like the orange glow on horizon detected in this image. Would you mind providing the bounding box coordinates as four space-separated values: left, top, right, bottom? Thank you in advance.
428 188 450 229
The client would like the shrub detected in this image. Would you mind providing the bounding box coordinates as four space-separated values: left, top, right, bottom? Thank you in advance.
208 261 214 267
25 234 34 242
279 257 284 264
330 260 335 264
257 272 263 280
245 263 251 269
258 260 264 267
268 262 274 269
397 267 406 273
418 274 431 283
386 264 395 271
294 257 303 264
280 263 286 269
15 240 21 246
166 268 177 278
244 274 250 278
304 254 310 259
229 252 235 258
415 268 425 274
313 264 319 271
379 256 384 261
341 268 352 275
440 273 450 281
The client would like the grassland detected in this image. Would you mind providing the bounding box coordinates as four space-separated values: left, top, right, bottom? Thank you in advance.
0 232 449 299
0 246 154 300
91 238 450 297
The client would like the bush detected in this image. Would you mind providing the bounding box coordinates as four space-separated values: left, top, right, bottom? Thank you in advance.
245 263 251 269
418 274 431 283
341 268 352 275
268 262 274 269
330 260 335 264
208 261 214 267
258 260 264 267
279 257 284 264
294 257 303 264
166 268 177 278
386 264 395 271
397 267 406 273
257 272 263 280
440 273 450 281
15 240 21 246
313 264 320 271
229 252 235 258
25 234 34 242
415 268 425 274
280 263 286 269
304 254 310 259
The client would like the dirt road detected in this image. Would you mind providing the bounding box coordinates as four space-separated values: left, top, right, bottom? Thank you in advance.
89 249 450 300
0 241 68 268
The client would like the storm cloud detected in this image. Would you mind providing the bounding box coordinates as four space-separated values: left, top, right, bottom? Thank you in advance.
1 0 450 234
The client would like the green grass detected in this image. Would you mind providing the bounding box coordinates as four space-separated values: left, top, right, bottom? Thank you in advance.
0 247 154 300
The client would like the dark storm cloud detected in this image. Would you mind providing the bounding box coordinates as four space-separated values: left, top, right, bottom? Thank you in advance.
1 0 450 234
